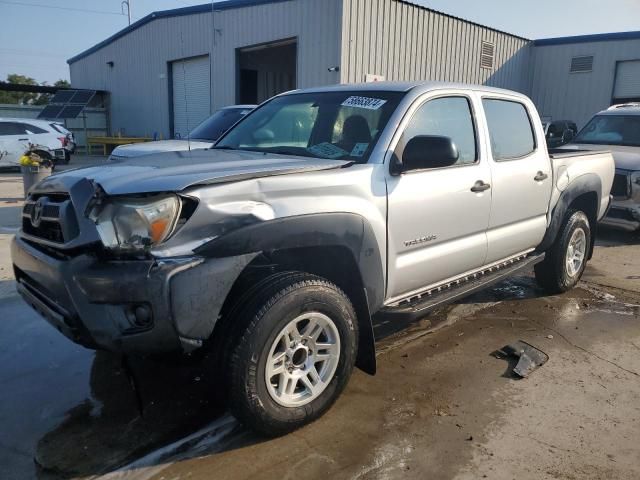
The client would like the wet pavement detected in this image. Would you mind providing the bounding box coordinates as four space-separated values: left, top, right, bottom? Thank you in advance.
1 168 640 479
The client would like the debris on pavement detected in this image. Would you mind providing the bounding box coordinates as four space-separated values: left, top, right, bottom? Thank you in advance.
499 340 549 378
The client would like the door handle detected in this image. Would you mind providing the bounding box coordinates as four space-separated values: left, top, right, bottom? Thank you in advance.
534 171 549 181
18 138 28 141
470 180 491 193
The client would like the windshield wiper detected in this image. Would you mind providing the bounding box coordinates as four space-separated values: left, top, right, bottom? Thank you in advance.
212 145 237 150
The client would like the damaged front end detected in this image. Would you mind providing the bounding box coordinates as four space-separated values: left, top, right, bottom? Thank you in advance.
12 177 262 354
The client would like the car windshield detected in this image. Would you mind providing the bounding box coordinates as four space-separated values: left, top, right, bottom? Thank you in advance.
189 107 253 141
574 114 640 147
215 91 406 162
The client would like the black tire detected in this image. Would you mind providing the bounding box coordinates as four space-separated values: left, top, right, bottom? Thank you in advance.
227 272 358 437
62 151 71 164
535 209 591 294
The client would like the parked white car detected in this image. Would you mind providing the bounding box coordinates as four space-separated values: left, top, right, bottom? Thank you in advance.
564 103 640 231
0 118 67 167
109 105 255 160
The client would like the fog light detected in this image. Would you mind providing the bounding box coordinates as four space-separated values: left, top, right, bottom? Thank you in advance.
126 304 153 328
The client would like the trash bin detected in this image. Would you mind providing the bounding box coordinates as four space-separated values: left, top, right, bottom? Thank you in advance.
21 165 52 198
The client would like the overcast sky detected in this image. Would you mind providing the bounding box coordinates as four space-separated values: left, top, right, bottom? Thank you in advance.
1 0 639 84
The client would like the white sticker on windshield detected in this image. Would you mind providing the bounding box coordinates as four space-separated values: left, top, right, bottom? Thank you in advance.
307 142 349 159
350 143 369 157
341 96 387 110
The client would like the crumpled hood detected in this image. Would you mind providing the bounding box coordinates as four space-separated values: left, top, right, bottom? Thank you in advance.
566 144 640 171
35 149 351 195
110 139 212 158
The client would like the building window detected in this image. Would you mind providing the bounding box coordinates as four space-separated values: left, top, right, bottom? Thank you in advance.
480 41 495 70
570 55 594 73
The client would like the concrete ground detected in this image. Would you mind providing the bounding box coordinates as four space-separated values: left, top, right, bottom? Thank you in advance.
1 159 639 480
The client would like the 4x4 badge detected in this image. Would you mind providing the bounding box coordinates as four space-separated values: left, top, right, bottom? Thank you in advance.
404 234 437 247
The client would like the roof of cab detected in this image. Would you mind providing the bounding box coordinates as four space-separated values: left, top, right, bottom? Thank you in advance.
284 81 529 98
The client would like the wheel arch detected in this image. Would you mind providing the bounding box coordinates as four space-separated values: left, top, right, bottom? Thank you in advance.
538 174 601 258
196 213 385 375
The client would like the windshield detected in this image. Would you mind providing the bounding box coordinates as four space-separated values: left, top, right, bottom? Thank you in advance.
215 91 405 162
189 107 253 141
574 114 640 147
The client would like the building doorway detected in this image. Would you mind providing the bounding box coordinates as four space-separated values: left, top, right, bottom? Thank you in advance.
237 39 297 105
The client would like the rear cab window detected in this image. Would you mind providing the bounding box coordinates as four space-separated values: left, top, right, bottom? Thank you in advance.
482 98 536 160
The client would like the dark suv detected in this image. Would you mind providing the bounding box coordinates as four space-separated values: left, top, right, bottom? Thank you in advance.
543 120 578 148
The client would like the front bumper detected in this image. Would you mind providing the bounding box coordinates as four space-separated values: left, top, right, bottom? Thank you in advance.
601 198 640 232
11 236 255 354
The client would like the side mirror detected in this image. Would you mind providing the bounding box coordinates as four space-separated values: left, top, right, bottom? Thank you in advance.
397 135 459 173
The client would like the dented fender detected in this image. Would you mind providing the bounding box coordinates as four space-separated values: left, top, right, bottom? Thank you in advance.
195 212 385 375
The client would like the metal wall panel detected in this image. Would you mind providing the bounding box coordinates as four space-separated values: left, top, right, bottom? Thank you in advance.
70 0 343 138
69 13 213 139
530 39 640 128
340 0 532 92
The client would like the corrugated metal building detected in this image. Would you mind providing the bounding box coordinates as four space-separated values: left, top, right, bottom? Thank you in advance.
530 32 640 128
67 0 640 137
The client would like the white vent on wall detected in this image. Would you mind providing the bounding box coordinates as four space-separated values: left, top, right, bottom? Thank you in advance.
480 41 495 69
570 55 594 73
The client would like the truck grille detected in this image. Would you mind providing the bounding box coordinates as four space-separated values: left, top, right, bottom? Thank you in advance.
611 172 631 198
22 193 79 244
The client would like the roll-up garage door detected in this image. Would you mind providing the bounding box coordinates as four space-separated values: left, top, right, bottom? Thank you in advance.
613 60 640 102
172 55 211 138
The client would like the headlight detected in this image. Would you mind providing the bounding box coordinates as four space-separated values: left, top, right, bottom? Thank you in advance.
92 195 181 250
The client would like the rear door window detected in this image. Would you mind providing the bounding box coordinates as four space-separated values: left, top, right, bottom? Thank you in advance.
21 123 48 134
0 122 27 135
482 99 536 160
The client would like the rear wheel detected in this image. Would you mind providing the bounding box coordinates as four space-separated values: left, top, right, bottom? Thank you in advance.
535 209 591 294
227 272 358 436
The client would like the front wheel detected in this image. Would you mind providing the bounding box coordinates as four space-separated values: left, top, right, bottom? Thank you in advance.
228 272 358 436
535 209 591 294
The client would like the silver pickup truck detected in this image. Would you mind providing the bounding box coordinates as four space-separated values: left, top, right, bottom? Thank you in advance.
11 82 614 436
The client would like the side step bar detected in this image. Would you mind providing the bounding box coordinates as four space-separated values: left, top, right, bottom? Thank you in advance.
379 253 545 321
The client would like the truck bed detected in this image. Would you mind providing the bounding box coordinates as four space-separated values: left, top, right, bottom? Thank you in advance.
548 148 610 159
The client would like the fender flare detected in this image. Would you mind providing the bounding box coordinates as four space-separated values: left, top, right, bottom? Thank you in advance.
537 173 602 254
195 212 385 375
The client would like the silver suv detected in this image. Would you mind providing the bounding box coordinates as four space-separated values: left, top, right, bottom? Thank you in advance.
569 103 640 231
12 82 614 435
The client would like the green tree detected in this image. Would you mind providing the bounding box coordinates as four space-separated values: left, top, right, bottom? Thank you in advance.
33 79 72 105
0 75 72 105
0 74 39 105
54 79 71 88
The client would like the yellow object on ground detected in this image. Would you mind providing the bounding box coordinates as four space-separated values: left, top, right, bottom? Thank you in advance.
87 136 152 155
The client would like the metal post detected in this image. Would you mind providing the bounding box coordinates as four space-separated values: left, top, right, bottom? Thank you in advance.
122 0 131 25
83 113 89 155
